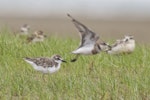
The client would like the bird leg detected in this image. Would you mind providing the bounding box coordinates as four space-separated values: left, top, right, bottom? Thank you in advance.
71 55 79 62
89 61 94 74
42 73 47 82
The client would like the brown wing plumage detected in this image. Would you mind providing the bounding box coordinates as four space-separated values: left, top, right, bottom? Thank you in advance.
25 57 57 68
26 33 37 43
27 35 35 43
67 14 99 47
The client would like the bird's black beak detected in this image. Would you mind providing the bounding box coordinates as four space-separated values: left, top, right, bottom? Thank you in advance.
62 60 67 63
130 37 133 39
70 58 77 62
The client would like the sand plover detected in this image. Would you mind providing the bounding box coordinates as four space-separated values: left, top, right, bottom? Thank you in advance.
67 14 109 62
20 24 30 35
24 54 66 74
27 30 47 43
106 35 135 54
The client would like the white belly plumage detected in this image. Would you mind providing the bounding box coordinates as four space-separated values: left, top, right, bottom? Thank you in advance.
108 42 135 54
32 38 44 42
72 45 94 55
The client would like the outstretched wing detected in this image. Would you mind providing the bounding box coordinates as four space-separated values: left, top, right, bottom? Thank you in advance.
67 14 99 47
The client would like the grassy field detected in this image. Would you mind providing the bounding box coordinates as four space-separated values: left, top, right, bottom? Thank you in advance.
0 28 150 100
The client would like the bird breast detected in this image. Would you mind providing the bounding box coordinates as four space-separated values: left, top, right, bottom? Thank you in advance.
72 45 94 55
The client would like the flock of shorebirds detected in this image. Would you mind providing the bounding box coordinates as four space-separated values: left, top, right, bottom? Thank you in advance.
20 14 135 74
20 24 47 43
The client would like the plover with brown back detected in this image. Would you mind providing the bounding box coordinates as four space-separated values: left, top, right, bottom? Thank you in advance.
27 30 47 43
20 24 30 35
24 54 66 74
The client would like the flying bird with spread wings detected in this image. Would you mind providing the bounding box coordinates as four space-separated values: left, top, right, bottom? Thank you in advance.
67 14 109 62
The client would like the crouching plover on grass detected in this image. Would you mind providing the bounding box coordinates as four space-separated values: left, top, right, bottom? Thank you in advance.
24 54 66 74
106 35 135 54
20 24 30 35
27 30 47 43
67 14 109 62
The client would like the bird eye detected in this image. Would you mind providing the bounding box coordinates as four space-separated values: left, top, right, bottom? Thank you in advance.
102 43 106 45
56 57 60 60
125 39 128 42
130 37 133 39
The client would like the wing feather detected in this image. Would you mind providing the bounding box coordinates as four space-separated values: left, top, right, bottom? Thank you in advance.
67 14 99 47
25 57 54 68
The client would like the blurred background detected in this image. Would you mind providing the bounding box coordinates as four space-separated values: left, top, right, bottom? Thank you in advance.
0 0 150 44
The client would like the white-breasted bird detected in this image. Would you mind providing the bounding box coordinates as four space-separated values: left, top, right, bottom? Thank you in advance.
67 14 109 62
24 54 66 74
106 35 135 54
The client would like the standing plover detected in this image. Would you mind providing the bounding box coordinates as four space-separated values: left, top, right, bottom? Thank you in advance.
24 54 66 74
27 30 47 43
20 24 30 35
67 14 109 62
106 35 135 54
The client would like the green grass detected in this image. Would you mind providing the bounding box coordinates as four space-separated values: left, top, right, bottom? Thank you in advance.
0 29 150 100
